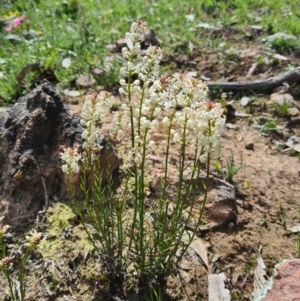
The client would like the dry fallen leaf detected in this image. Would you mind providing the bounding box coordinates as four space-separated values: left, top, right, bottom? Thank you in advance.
182 230 209 269
208 273 231 301
253 248 268 299
290 143 300 152
63 89 82 97
270 93 293 105
289 224 300 233
190 238 209 269
273 53 288 61
241 96 251 107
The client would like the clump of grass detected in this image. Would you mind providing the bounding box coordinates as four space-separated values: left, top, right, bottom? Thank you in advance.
259 119 278 133
269 37 300 54
61 21 225 297
271 102 291 117
216 151 244 183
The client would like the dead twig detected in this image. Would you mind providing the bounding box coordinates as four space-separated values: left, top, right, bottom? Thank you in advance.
246 63 257 78
41 176 49 211
207 67 300 91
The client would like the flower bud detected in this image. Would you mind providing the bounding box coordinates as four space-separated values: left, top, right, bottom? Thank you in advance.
0 225 10 237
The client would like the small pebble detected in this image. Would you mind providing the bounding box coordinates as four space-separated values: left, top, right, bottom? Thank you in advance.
289 107 299 116
226 123 239 130
227 222 235 230
245 142 254 150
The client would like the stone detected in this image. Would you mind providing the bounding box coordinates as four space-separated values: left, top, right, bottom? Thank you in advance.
198 178 236 232
226 123 239 130
289 107 299 116
258 259 300 301
270 93 293 105
246 142 254 150
0 80 119 227
266 32 297 42
75 74 96 88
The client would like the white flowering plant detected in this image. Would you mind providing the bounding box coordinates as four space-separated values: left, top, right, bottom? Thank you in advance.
60 20 225 294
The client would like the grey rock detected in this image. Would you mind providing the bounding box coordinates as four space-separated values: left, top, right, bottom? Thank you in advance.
0 81 119 227
266 32 296 42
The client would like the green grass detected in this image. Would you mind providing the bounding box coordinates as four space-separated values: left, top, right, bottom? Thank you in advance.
1 0 300 103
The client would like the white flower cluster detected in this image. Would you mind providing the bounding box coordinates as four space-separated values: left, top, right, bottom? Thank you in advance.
60 147 81 174
161 73 209 108
25 229 42 249
60 92 112 175
111 21 224 172
122 20 147 60
60 20 225 177
170 101 225 163
80 92 111 154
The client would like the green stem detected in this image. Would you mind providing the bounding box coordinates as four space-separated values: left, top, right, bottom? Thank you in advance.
157 108 176 250
137 127 150 274
198 120 212 222
163 113 188 268
198 153 211 222
0 237 6 258
128 166 139 250
172 113 188 221
18 249 31 301
162 108 176 200
137 87 146 138
128 56 134 149
137 61 154 137
4 267 15 301
116 177 129 273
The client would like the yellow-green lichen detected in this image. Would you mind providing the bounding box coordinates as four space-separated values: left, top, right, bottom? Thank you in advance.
38 202 93 258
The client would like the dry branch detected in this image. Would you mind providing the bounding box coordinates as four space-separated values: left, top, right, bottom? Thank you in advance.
207 67 300 91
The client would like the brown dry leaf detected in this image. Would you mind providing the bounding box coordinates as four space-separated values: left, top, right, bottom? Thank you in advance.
208 273 231 301
91 67 105 75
